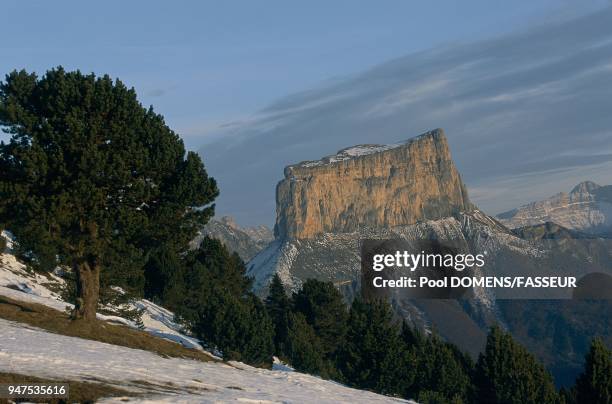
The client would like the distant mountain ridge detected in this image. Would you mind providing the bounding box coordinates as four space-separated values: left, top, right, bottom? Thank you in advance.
497 181 612 235
195 216 273 261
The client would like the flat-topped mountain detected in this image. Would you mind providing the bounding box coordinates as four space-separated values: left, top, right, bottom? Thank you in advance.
275 129 472 239
497 181 612 235
248 130 612 385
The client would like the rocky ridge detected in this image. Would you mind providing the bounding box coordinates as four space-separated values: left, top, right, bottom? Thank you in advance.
275 129 471 239
196 216 273 261
497 181 612 235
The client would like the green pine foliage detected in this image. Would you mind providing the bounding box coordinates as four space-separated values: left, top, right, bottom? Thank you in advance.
292 279 348 358
166 237 274 367
265 274 291 356
143 245 184 303
285 312 331 376
573 338 611 404
416 390 462 404
274 280 591 404
100 239 147 298
336 298 410 396
410 332 474 403
199 291 273 367
475 326 559 404
0 67 218 320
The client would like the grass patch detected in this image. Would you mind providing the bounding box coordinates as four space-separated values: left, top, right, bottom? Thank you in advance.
0 294 214 363
0 372 134 404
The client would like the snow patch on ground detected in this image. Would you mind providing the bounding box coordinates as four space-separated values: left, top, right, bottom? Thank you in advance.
0 253 65 301
135 299 205 352
272 356 294 372
0 318 410 403
0 251 205 352
0 246 411 402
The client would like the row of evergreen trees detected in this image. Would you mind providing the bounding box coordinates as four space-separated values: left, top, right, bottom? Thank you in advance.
144 237 274 366
144 238 610 404
264 274 610 403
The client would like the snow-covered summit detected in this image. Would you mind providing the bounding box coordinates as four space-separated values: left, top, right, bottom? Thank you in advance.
298 143 404 168
293 128 444 168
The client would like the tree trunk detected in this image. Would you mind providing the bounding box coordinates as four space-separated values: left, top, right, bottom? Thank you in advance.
72 259 100 321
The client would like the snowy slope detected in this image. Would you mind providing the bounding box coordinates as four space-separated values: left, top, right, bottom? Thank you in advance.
0 318 410 403
0 248 412 403
0 252 65 301
0 252 204 351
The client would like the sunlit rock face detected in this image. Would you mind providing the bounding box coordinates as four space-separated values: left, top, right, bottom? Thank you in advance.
274 128 472 240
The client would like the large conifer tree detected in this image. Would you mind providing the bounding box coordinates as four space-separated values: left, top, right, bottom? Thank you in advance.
169 237 274 367
0 67 218 320
409 332 474 403
336 298 410 396
292 279 348 358
475 326 558 404
265 273 291 356
285 312 329 376
574 338 611 404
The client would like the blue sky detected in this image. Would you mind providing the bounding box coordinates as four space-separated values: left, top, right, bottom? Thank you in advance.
2 1 611 225
1 0 605 149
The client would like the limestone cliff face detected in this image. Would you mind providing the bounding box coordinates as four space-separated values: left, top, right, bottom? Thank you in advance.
274 129 472 239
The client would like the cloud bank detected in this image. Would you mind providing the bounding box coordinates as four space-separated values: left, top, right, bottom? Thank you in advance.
200 6 612 226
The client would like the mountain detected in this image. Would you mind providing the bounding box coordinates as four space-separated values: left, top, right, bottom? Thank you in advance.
497 181 612 235
275 129 471 239
253 129 487 295
511 221 591 240
247 129 612 386
195 216 273 261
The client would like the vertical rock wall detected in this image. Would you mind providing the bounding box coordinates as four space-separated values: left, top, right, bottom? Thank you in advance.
275 129 471 239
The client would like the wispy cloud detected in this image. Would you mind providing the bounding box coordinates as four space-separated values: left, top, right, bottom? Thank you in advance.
200 5 612 225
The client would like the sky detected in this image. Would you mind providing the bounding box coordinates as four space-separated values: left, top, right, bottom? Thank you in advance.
2 1 611 226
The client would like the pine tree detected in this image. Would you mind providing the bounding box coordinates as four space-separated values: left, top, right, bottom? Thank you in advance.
0 67 218 321
171 237 274 367
265 274 291 356
285 312 330 377
207 292 273 367
292 279 348 358
401 320 423 348
143 245 184 303
410 333 473 403
475 326 558 404
574 338 611 404
336 298 410 396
